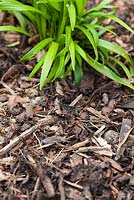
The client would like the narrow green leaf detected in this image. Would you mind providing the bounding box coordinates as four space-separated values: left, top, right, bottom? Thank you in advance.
109 56 131 78
64 64 72 77
74 52 83 85
58 0 67 37
40 42 59 89
57 47 68 57
12 11 27 29
28 54 46 79
85 11 134 33
49 1 61 11
65 26 71 48
45 58 60 84
0 0 42 14
75 0 86 16
36 4 47 40
105 60 119 75
69 38 75 70
76 25 98 61
20 37 53 61
92 0 113 11
67 3 76 31
38 0 64 3
107 15 134 33
98 39 132 64
64 52 71 66
96 25 116 36
84 24 99 46
53 54 65 80
75 43 134 89
0 25 30 36
85 0 114 14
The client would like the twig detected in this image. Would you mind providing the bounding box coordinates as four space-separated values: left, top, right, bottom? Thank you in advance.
59 174 65 200
0 125 38 155
69 94 83 107
64 180 83 190
32 177 40 200
85 81 114 105
115 127 133 160
64 139 89 152
86 107 118 125
0 80 16 95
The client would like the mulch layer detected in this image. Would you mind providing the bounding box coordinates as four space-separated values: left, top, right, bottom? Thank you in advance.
0 0 134 199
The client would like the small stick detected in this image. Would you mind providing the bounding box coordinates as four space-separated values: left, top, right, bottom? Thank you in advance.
0 125 38 155
59 174 65 200
69 94 82 107
64 180 83 190
0 80 16 95
86 107 118 125
32 177 40 200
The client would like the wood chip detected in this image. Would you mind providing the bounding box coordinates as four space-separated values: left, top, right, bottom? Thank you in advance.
76 146 113 157
69 94 82 107
116 127 133 160
36 164 55 198
0 125 38 155
100 156 124 172
59 174 65 200
86 107 117 125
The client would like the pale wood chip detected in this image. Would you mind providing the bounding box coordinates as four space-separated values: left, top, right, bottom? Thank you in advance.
69 94 82 107
0 125 38 155
59 174 65 200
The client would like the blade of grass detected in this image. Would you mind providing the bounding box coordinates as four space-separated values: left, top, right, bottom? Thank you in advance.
67 3 76 31
65 26 71 48
20 37 53 61
0 0 43 15
76 25 98 61
0 25 30 35
69 38 75 70
40 42 59 89
107 15 134 33
53 54 65 80
28 54 46 79
98 39 132 64
109 56 131 78
75 0 86 16
75 43 134 89
58 0 67 37
84 24 99 46
85 11 134 33
12 11 27 29
74 52 83 85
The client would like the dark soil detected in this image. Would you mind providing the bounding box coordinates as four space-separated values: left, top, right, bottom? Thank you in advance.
0 0 134 200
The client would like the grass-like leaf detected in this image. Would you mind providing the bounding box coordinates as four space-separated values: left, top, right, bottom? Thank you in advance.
28 54 46 79
109 56 131 78
65 26 71 48
0 25 30 35
98 39 132 64
53 54 65 80
40 42 59 89
75 43 134 89
75 0 86 17
76 25 98 61
67 3 76 31
0 0 42 14
0 0 133 89
69 38 75 70
21 37 53 61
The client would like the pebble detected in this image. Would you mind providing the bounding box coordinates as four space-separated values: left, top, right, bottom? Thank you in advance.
104 130 119 144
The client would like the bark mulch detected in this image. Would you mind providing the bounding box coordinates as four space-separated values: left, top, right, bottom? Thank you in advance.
0 0 134 199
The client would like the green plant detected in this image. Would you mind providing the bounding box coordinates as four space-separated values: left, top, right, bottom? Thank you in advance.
0 0 133 89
